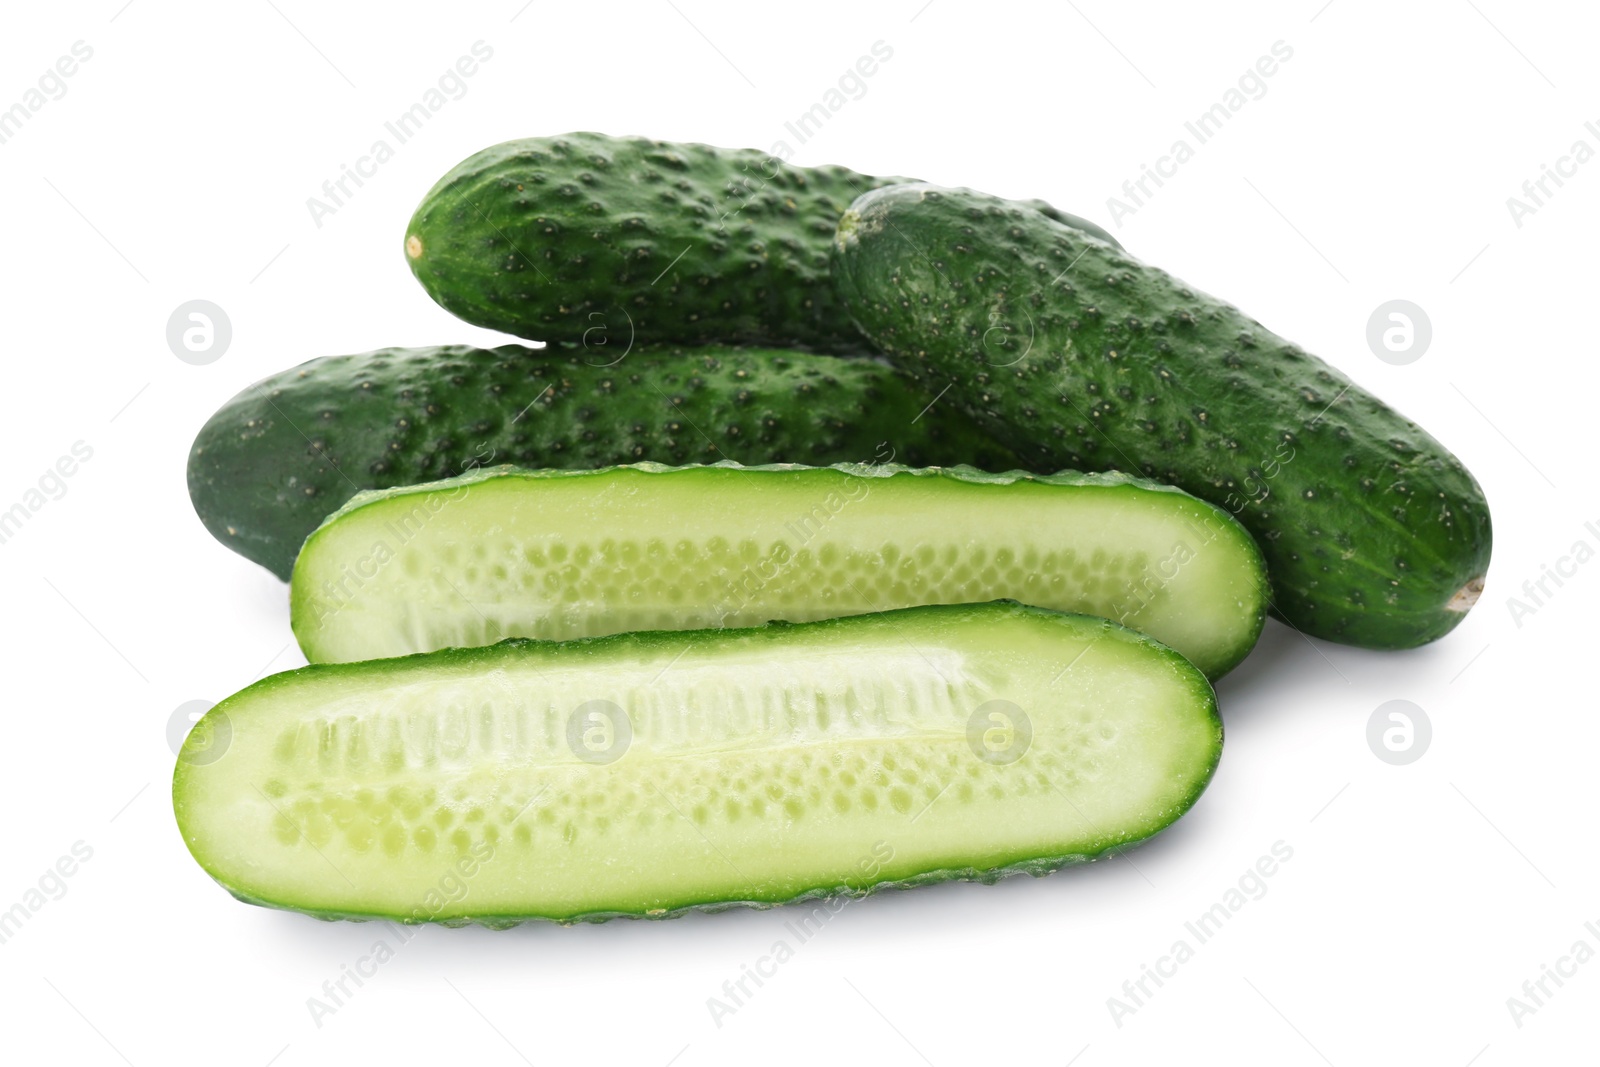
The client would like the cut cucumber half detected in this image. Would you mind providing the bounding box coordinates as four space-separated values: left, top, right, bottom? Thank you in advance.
290 462 1268 677
174 603 1222 925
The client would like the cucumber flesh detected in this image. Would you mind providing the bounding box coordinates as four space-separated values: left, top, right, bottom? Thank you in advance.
174 603 1221 924
290 462 1268 677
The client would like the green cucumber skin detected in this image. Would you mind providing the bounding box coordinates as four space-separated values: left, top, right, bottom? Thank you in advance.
292 461 1268 678
187 344 1019 581
833 184 1492 649
404 132 1119 352
174 602 1222 926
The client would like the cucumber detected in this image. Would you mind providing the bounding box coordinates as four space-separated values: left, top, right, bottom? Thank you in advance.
187 344 1019 581
289 462 1267 678
403 132 1119 352
173 603 1221 925
833 184 1492 648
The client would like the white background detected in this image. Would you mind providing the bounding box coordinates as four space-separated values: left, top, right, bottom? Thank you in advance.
1 0 1594 1063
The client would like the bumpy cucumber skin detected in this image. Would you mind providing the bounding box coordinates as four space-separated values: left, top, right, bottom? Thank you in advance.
293 460 1268 677
833 184 1492 649
187 344 1019 581
174 602 1222 926
404 132 1119 352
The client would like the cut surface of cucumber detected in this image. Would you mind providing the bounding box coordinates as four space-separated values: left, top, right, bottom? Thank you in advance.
174 603 1222 924
290 462 1267 677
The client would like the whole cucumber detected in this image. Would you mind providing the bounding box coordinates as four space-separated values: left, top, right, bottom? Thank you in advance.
403 132 1119 352
833 184 1491 648
187 344 1018 581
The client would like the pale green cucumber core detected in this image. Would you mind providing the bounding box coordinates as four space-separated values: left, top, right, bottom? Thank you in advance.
291 464 1266 677
174 605 1221 923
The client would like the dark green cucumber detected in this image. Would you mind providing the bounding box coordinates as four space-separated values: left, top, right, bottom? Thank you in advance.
187 344 1019 581
291 462 1266 677
174 602 1221 925
403 132 1119 352
833 184 1491 648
